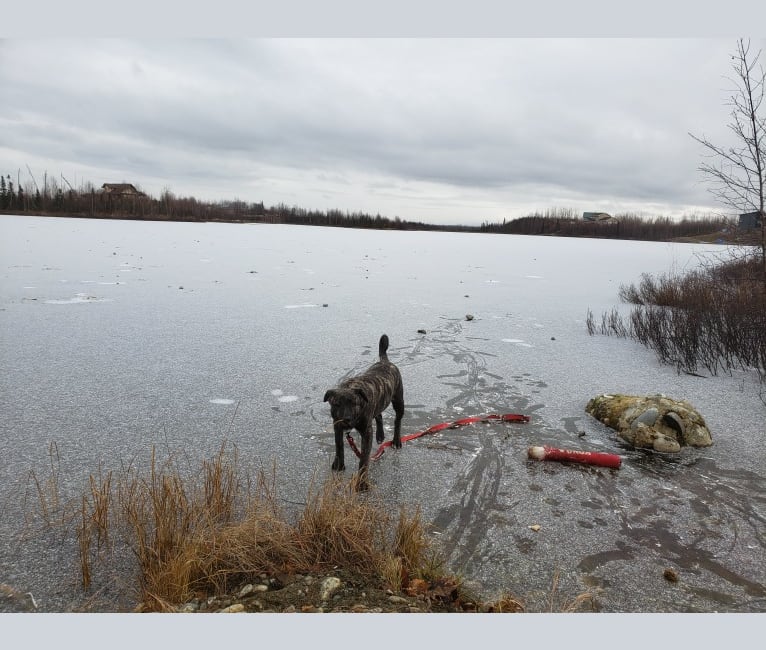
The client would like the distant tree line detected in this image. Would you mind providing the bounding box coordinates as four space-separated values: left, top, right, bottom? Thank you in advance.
480 207 732 241
0 169 478 232
1 168 731 242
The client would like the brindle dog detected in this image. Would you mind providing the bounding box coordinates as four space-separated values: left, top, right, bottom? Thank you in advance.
323 334 404 489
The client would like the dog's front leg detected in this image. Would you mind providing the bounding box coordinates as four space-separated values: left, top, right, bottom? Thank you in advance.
331 423 345 471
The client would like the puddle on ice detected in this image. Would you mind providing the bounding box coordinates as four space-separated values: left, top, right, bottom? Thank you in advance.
209 398 235 405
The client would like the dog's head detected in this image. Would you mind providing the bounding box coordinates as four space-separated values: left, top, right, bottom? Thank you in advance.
323 388 367 427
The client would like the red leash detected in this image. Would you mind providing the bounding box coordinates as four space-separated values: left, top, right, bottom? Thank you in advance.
345 413 530 461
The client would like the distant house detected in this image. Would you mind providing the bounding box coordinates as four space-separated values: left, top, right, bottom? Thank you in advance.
739 211 763 230
101 183 143 196
582 211 616 222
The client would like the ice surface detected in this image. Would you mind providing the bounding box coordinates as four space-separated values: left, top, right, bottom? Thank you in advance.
0 214 764 612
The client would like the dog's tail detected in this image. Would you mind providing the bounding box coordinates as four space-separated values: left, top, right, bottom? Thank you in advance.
379 334 390 361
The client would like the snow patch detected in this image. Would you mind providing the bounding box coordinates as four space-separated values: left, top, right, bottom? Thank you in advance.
502 338 533 347
45 293 112 305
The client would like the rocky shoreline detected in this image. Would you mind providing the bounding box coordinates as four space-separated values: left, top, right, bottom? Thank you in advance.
139 569 518 614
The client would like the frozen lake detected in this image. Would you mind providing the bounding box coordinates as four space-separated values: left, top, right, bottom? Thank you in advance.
0 214 764 612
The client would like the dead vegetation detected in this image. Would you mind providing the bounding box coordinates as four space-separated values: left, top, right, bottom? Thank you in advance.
587 255 766 389
25 444 467 611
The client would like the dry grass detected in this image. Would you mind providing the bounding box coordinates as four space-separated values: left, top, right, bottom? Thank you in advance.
548 568 598 613
27 441 66 528
67 444 450 611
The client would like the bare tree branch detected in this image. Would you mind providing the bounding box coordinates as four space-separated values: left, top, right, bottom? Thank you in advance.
689 38 766 281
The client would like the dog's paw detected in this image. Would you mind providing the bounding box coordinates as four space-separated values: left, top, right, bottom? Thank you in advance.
376 432 385 444
331 458 345 471
393 437 402 449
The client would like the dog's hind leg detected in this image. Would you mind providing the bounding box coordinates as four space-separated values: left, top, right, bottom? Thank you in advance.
375 414 385 444
392 385 404 449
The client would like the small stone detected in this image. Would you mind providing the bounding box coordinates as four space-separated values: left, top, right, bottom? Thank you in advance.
529 524 541 532
283 605 296 613
320 576 342 601
301 604 316 612
219 603 245 613
253 584 269 592
351 604 367 613
388 595 409 604
323 303 328 307
177 602 198 613
465 314 474 321
653 434 681 454
632 407 659 428
417 329 427 334
551 337 556 341
238 584 254 598
663 412 685 441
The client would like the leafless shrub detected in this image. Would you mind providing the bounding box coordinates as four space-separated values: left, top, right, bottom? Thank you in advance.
590 257 766 386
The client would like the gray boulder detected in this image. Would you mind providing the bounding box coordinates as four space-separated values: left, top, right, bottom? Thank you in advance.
585 393 712 453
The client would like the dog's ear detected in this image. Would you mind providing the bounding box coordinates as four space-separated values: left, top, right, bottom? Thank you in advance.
323 390 335 403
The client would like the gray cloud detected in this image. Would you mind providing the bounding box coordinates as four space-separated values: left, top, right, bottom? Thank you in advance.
0 38 759 224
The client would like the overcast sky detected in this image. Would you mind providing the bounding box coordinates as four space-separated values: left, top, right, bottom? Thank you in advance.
1 37 763 225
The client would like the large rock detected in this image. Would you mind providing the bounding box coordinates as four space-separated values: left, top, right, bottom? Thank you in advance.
585 394 712 453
